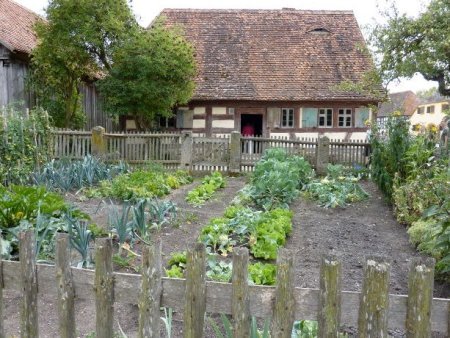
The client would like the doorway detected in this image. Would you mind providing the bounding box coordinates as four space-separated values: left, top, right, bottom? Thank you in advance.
241 114 263 136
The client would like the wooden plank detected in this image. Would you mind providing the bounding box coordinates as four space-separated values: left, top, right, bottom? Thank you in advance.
55 233 76 338
318 255 341 338
0 236 4 338
184 243 206 338
0 261 448 333
271 249 295 338
19 230 39 338
406 258 435 337
138 243 162 338
358 257 391 337
95 238 114 338
232 248 250 338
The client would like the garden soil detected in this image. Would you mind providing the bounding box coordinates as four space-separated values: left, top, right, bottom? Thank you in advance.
2 177 448 337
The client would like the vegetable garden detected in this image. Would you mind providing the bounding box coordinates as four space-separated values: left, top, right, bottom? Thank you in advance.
0 108 448 337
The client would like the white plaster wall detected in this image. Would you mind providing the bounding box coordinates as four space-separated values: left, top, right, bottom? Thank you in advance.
212 119 234 128
410 102 448 128
212 107 227 115
194 107 206 115
270 133 290 139
193 119 206 128
295 132 318 140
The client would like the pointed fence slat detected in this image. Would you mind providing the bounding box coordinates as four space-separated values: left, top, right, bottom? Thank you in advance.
138 243 162 338
19 230 39 338
184 243 206 338
358 256 391 338
318 255 341 338
232 247 250 338
406 258 435 337
95 238 114 338
55 233 76 338
271 249 295 338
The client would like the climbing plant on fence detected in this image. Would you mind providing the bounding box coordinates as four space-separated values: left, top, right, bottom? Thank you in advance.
0 107 52 185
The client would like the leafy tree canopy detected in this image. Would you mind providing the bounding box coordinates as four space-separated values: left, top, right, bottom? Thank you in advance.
98 19 196 130
370 0 450 96
30 0 138 128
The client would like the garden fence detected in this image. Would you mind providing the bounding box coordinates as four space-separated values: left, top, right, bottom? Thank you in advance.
3 231 448 337
51 128 371 173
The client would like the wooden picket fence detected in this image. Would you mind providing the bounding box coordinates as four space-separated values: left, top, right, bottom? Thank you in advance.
4 231 448 337
50 129 370 172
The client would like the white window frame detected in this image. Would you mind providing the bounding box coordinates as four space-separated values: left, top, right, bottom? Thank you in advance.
318 108 333 127
281 108 294 128
338 108 352 127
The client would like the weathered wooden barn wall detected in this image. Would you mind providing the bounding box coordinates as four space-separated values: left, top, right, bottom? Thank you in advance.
0 44 32 109
80 83 115 131
0 42 114 131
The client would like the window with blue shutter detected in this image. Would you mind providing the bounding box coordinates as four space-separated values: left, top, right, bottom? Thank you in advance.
302 108 318 127
355 107 370 127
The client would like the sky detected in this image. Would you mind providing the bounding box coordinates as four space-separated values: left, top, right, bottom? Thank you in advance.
14 0 436 94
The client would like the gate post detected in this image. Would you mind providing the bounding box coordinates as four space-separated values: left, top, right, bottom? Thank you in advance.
91 126 106 157
316 136 330 175
180 131 193 170
229 131 241 173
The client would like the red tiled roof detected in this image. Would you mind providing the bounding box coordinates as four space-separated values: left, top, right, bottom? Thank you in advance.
378 91 420 117
0 0 40 54
159 9 379 102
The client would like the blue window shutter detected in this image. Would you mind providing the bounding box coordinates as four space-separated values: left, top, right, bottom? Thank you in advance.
302 108 318 127
355 107 370 127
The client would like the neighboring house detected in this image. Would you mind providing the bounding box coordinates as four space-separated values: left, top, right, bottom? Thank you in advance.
0 0 38 109
153 9 380 140
0 0 112 130
376 91 419 130
409 96 450 133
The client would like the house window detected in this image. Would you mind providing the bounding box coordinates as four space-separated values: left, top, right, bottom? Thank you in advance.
159 116 176 128
318 108 333 127
417 107 425 114
281 108 294 127
338 108 352 127
426 105 435 114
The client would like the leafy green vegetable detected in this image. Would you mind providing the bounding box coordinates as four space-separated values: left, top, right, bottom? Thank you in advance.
186 171 226 206
248 262 276 285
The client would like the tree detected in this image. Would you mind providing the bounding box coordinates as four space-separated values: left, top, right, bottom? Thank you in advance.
371 0 450 96
30 0 138 128
98 19 196 130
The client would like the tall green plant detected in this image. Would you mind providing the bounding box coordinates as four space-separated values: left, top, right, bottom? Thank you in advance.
370 114 410 199
0 107 51 185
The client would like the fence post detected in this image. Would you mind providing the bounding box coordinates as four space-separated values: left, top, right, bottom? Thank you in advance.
358 256 390 338
180 131 193 170
91 126 106 157
138 242 162 338
0 236 4 338
271 249 295 338
184 243 206 338
232 247 250 338
55 233 76 338
229 131 241 173
316 136 330 174
19 230 39 338
406 257 435 337
318 255 342 338
95 238 114 338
